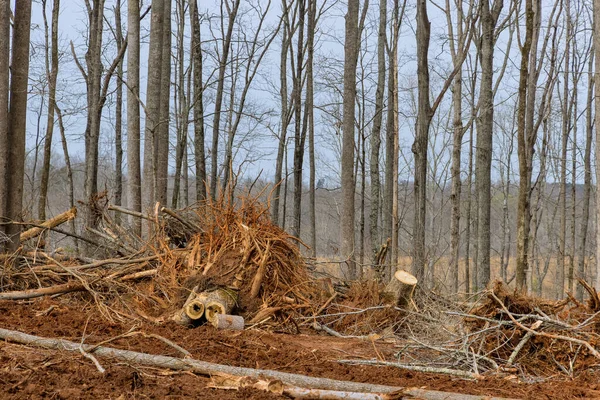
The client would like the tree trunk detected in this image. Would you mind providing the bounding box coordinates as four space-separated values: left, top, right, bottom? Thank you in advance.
369 0 386 270
172 0 188 209
290 0 306 239
475 0 502 291
210 0 241 200
307 0 316 257
155 0 172 206
515 0 535 293
190 0 206 202
114 0 124 223
55 105 78 252
127 0 142 236
577 50 593 301
143 0 166 212
0 0 9 250
558 2 571 297
341 0 361 279
389 0 401 281
83 0 106 245
412 0 432 283
38 0 60 224
447 0 464 293
4 0 33 251
594 0 600 290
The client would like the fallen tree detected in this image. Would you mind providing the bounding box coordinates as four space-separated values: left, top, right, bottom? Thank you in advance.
0 327 514 400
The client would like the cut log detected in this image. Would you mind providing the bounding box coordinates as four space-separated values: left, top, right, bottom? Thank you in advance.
0 327 516 400
213 314 245 330
185 298 206 321
205 288 238 324
20 207 77 242
384 270 417 308
173 285 203 326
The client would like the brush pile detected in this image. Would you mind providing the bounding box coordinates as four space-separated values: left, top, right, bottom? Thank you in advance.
0 194 316 329
465 280 600 376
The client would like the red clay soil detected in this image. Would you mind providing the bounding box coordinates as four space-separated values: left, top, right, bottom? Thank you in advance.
0 299 599 399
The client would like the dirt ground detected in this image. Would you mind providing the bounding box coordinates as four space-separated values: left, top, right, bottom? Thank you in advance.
0 299 599 399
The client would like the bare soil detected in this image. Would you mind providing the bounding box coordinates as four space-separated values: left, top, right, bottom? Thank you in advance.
0 299 599 399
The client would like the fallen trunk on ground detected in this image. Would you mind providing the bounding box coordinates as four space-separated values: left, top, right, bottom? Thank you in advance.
0 327 514 400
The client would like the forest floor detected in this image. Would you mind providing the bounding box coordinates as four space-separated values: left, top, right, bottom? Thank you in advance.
0 298 599 400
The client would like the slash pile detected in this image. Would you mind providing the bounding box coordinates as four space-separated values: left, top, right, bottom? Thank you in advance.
0 194 317 329
466 280 600 375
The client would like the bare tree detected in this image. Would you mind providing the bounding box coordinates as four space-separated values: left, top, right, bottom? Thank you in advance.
114 0 125 221
370 0 386 269
475 0 503 290
306 0 316 256
2 0 33 251
0 0 10 248
577 45 594 300
594 0 600 290
143 0 166 210
127 0 142 236
190 0 206 202
38 0 60 224
155 0 172 205
210 0 241 200
341 0 362 279
412 0 470 283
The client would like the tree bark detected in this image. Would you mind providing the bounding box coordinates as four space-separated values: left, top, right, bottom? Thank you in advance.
143 0 166 213
0 0 9 250
210 0 241 200
369 0 386 270
155 0 172 206
594 0 600 289
190 0 206 202
412 0 432 283
475 0 502 291
4 0 33 251
114 0 124 223
576 50 593 300
38 0 60 224
82 0 106 245
341 0 361 279
271 9 291 226
307 0 316 257
291 0 306 239
127 0 142 236
515 0 535 292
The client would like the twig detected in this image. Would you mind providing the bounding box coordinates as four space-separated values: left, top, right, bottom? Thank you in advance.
108 204 153 221
338 359 480 380
161 207 202 232
79 346 106 373
314 292 338 317
298 306 389 320
311 322 373 340
506 320 542 367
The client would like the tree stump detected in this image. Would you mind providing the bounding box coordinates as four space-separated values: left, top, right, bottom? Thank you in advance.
384 270 417 308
